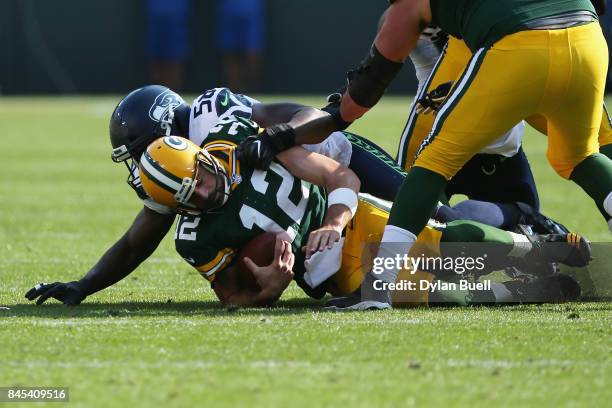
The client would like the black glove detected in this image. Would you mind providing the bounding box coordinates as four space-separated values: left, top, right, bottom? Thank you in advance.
415 81 454 114
25 281 87 306
321 92 352 131
236 124 296 170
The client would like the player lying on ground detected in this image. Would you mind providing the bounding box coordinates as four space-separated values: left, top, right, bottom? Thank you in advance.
23 85 413 305
21 86 329 305
136 118 590 308
237 0 612 309
24 85 563 306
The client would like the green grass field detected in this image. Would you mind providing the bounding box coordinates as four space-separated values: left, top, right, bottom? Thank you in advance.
1 96 611 407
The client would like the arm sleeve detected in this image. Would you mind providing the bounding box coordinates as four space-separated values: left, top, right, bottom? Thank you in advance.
175 225 237 283
142 198 174 215
192 248 236 282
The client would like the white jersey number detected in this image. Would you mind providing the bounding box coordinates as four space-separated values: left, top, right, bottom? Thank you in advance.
239 163 310 242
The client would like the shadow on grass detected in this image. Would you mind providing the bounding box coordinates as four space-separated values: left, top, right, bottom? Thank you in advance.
2 297 331 319
4 297 611 319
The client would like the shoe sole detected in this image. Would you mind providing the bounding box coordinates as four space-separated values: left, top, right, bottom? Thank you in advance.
324 301 392 311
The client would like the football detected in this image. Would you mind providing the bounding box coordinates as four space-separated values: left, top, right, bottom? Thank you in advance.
235 232 277 290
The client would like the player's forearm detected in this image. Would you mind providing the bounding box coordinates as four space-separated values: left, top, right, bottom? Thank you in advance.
320 169 360 232
252 102 337 145
78 209 172 295
341 0 427 123
77 235 153 295
321 204 353 233
376 0 427 62
291 110 338 146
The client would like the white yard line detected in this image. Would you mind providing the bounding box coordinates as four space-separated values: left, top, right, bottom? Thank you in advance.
1 359 606 370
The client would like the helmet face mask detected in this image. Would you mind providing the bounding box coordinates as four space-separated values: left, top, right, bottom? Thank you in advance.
190 151 232 213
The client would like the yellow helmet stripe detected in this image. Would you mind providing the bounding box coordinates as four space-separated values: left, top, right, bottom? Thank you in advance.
141 152 184 194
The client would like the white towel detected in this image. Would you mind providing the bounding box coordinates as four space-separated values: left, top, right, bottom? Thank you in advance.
303 237 345 288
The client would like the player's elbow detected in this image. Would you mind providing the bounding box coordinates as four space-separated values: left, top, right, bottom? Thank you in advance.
329 166 361 194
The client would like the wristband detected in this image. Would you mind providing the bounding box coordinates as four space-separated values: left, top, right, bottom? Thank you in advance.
327 188 358 218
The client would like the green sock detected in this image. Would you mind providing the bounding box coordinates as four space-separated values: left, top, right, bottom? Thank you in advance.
389 167 447 233
600 144 612 160
441 220 516 271
570 153 612 221
442 220 514 245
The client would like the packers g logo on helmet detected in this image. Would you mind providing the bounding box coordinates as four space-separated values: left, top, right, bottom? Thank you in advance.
163 136 188 151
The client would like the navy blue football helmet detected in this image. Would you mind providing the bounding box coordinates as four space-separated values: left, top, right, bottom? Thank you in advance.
109 85 190 163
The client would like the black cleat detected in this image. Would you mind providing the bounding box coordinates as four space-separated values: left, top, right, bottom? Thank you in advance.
504 274 582 303
515 202 570 235
324 273 391 310
517 225 592 268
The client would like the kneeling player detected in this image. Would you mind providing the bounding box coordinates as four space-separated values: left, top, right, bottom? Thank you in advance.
139 118 591 308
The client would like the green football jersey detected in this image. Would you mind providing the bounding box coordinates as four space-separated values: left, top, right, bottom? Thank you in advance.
174 116 327 295
430 0 597 51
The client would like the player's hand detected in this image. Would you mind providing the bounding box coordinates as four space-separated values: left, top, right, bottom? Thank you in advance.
236 134 276 169
243 236 295 292
321 92 352 131
236 124 297 170
303 225 342 259
24 281 87 306
415 81 454 114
